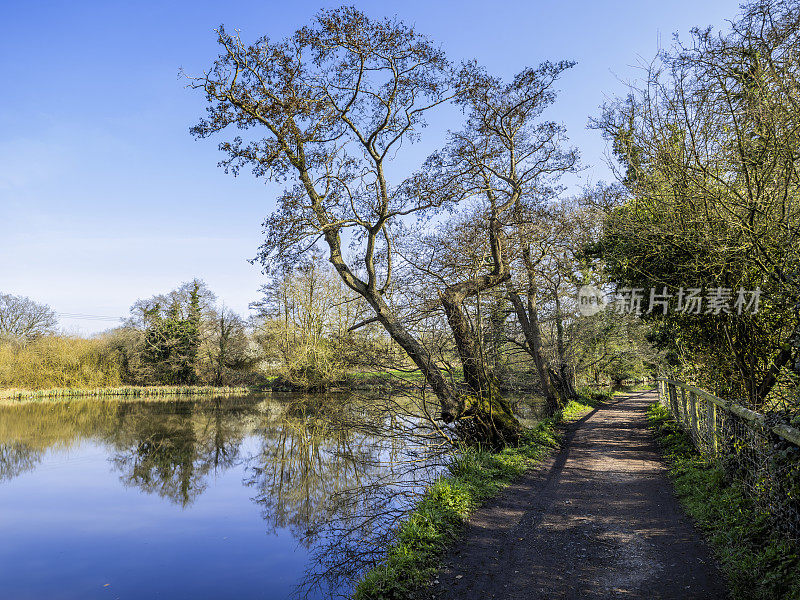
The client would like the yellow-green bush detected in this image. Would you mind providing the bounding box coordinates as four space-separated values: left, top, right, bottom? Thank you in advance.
0 336 123 390
274 340 348 390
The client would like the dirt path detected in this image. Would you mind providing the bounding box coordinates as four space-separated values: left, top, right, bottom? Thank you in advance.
427 390 728 599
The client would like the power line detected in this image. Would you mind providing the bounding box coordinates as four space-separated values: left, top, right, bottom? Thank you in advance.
56 312 125 322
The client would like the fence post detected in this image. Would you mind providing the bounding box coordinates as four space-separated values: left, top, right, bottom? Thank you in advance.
670 382 678 419
680 386 688 427
667 382 673 413
689 390 698 443
704 396 715 455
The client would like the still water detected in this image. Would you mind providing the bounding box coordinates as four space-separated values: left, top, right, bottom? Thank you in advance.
0 394 422 600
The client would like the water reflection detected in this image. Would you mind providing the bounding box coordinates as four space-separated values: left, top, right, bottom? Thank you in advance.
245 413 376 541
109 404 243 506
0 393 440 599
0 442 41 482
0 398 255 504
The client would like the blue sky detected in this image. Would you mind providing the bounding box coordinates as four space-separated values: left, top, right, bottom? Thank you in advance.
0 0 740 335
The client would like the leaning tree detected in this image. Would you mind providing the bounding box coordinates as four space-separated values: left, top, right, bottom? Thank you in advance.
190 7 575 444
399 61 579 415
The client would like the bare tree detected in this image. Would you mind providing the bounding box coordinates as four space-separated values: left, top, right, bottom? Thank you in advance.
189 8 465 419
189 8 577 444
0 293 58 343
189 8 496 440
505 199 599 410
404 62 579 414
206 307 252 385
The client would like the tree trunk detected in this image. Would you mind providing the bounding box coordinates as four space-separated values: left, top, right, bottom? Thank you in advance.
441 286 521 447
507 290 560 414
440 293 490 397
323 200 521 446
366 293 462 421
552 292 578 401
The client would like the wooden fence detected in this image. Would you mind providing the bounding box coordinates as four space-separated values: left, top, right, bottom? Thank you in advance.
657 378 800 540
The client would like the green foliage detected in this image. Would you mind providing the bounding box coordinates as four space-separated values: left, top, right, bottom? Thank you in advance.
647 402 800 600
593 1 800 407
251 254 392 390
117 279 261 387
571 308 659 388
573 386 614 408
271 339 348 390
140 285 202 385
353 399 591 600
207 309 254 385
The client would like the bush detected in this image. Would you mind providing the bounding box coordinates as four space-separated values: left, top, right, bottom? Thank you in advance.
0 336 123 390
274 341 348 390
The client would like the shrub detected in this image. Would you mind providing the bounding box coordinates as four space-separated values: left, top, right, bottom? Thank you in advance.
0 336 122 389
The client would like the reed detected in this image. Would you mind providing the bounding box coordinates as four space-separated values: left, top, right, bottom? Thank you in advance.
0 385 253 401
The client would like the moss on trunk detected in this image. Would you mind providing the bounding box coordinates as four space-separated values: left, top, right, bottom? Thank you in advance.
455 390 522 448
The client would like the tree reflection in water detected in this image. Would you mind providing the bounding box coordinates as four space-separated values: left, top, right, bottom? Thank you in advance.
0 390 453 598
260 389 453 599
108 399 253 506
0 442 42 482
244 395 380 541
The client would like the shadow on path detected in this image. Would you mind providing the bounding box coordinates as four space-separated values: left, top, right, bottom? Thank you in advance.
428 390 728 599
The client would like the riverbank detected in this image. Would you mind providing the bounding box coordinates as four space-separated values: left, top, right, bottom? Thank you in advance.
647 402 800 600
0 373 419 403
0 385 255 403
353 393 609 600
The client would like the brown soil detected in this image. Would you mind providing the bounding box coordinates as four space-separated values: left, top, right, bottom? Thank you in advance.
426 390 728 599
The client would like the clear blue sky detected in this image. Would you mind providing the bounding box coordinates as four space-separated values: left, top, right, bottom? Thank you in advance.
0 0 740 335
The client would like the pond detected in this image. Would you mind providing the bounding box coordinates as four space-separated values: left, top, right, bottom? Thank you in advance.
0 393 443 599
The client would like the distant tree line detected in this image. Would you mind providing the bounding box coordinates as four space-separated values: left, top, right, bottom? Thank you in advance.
1 255 652 395
114 279 255 386
0 282 257 389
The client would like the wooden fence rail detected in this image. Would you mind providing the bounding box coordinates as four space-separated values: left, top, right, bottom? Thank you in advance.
656 378 800 541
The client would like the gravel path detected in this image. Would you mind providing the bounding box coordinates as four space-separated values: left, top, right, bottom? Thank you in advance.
427 390 728 599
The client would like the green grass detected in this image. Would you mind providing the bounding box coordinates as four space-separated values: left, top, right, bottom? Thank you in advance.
0 385 254 402
647 402 800 600
349 369 425 381
353 393 604 600
346 370 426 390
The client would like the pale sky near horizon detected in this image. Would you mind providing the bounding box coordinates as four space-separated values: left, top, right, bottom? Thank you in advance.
0 0 741 336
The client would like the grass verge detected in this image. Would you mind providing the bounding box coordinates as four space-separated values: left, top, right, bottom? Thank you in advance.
353 392 607 600
647 402 800 600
